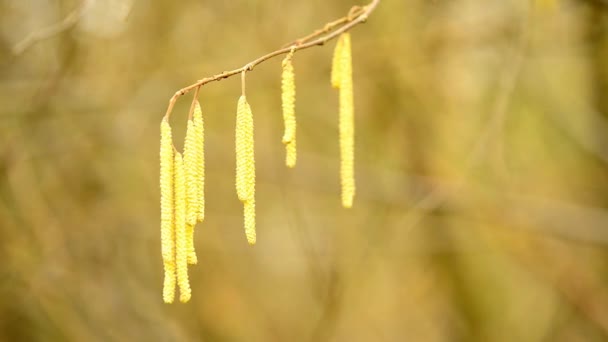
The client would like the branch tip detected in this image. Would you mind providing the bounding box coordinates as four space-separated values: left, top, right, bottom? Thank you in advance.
163 0 380 119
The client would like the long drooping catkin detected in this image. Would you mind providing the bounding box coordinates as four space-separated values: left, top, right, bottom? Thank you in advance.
184 118 199 226
338 33 355 208
235 95 256 244
193 101 205 223
331 35 345 89
281 52 297 168
181 100 204 265
160 119 176 303
235 95 255 202
174 152 192 302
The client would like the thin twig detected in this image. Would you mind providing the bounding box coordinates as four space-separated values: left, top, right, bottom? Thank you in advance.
241 70 247 97
163 0 380 120
282 5 365 48
187 86 200 120
13 0 91 55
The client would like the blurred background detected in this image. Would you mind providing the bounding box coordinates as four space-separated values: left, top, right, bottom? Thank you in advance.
1 0 608 340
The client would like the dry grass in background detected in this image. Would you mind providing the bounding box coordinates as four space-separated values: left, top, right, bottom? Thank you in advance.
2 0 608 341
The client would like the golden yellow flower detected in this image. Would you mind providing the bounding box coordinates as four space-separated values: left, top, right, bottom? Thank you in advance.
174 152 192 302
160 119 176 303
281 52 297 168
338 33 355 208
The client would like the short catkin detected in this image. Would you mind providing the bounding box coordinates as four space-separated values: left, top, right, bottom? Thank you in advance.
193 101 205 223
337 33 355 208
174 152 192 302
160 119 176 303
235 95 256 244
281 52 297 168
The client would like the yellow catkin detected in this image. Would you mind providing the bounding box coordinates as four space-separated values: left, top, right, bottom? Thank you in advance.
338 33 355 208
235 95 256 244
160 119 176 303
331 35 345 89
193 101 205 223
174 152 192 302
244 199 256 245
184 118 198 226
281 52 297 168
235 95 255 202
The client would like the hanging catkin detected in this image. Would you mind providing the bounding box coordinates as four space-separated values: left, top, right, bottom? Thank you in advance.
235 95 256 244
331 35 345 89
193 101 205 223
184 117 199 226
174 152 192 302
281 51 297 168
338 33 355 208
160 119 176 303
236 95 255 202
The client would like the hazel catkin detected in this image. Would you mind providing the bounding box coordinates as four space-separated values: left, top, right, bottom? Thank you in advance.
235 95 255 203
193 101 205 223
174 152 192 302
160 119 176 303
281 52 297 168
235 95 256 244
337 33 355 208
184 118 199 226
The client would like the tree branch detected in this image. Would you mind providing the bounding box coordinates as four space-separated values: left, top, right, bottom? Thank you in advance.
13 0 92 55
163 0 381 120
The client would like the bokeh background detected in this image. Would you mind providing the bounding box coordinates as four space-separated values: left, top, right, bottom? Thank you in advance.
2 0 608 340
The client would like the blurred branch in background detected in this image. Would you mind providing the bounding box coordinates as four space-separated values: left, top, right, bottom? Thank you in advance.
12 0 92 56
2 0 608 340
